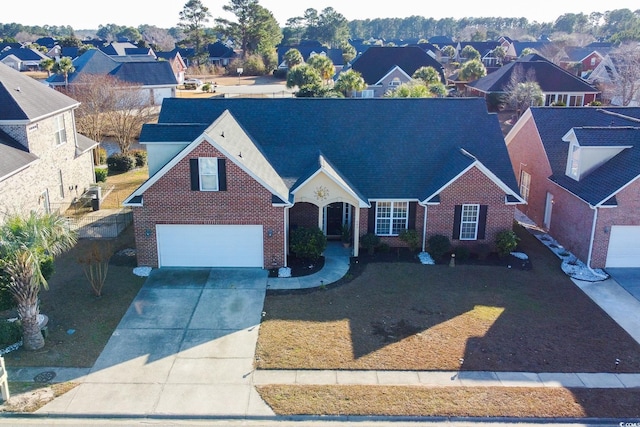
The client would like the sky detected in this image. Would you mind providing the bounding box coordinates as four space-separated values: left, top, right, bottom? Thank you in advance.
2 0 640 30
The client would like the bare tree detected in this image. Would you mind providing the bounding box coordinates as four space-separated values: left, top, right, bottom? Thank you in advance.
504 65 543 116
608 43 640 106
65 74 119 143
106 82 157 153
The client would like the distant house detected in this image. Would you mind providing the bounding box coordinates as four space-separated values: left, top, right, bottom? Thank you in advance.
0 48 48 71
506 106 640 268
559 46 610 78
341 46 445 97
156 49 188 84
207 41 236 67
0 63 97 217
467 54 599 108
587 54 639 107
46 49 177 105
277 40 343 72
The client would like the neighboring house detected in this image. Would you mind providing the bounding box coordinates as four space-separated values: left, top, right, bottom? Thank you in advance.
467 54 600 107
0 48 48 71
207 41 237 67
0 63 97 217
46 49 177 105
277 41 343 72
156 49 188 84
587 54 640 107
559 46 609 78
505 106 640 268
35 37 57 49
342 46 445 97
503 40 551 61
124 98 523 269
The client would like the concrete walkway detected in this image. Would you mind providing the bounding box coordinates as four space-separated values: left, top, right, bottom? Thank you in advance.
6 239 640 418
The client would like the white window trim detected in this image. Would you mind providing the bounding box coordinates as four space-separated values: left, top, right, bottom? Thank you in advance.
520 170 531 202
199 157 219 191
375 201 408 236
460 204 480 241
54 115 67 146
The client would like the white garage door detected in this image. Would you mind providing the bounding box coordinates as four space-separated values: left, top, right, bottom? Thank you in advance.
156 224 263 268
605 225 640 268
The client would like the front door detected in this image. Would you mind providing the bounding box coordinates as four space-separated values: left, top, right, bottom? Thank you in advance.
324 202 343 236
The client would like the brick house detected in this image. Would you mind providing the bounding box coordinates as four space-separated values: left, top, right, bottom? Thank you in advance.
467 54 600 108
0 63 97 217
505 106 640 268
124 98 523 269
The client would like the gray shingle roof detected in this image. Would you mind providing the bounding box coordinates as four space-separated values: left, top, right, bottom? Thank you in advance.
146 98 519 200
0 128 38 181
468 54 599 93
347 46 445 85
0 62 78 121
530 107 640 205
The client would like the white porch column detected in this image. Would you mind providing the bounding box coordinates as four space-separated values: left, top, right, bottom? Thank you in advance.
318 203 324 230
353 207 360 257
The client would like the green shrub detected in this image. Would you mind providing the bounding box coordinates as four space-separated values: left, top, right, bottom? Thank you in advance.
97 147 107 164
289 227 327 261
428 234 451 260
202 83 212 92
496 229 520 257
40 254 54 280
378 242 390 253
399 229 420 253
130 149 147 167
0 269 15 311
589 100 603 106
107 153 135 172
95 167 108 182
273 68 287 79
360 233 381 255
0 320 21 346
453 246 470 261
474 243 491 260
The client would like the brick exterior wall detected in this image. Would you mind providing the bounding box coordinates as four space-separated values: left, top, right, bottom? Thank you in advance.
592 180 640 268
506 112 553 227
290 202 319 230
427 167 515 249
0 110 96 217
132 142 285 269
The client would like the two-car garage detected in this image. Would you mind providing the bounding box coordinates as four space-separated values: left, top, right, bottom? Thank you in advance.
605 225 640 268
156 224 264 268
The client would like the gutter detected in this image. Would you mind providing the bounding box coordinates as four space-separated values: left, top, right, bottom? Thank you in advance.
586 205 608 280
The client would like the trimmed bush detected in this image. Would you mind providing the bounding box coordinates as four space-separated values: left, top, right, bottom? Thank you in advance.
0 320 21 346
399 229 420 253
131 149 147 167
496 229 520 258
428 234 451 261
289 227 327 261
107 153 135 172
360 233 381 255
95 167 108 182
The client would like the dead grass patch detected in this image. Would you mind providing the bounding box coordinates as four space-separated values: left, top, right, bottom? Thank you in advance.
257 385 640 418
256 226 640 372
1 382 77 413
100 166 148 209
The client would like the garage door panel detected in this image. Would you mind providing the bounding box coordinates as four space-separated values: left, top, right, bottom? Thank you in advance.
157 225 263 268
606 226 640 268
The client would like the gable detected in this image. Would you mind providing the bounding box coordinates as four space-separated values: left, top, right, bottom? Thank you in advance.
350 46 445 85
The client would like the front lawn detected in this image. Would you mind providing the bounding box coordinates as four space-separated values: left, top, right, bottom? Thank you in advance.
3 225 145 368
256 225 640 373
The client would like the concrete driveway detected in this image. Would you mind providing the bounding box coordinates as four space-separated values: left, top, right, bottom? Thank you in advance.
38 268 273 416
606 268 640 301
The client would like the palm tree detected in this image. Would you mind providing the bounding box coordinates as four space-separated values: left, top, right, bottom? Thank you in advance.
40 58 55 77
306 54 335 84
334 69 366 97
0 212 76 350
52 57 75 87
283 48 303 68
412 66 442 85
459 59 487 82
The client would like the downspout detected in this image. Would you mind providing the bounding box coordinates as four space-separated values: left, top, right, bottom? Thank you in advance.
420 202 428 252
586 205 597 269
284 206 289 267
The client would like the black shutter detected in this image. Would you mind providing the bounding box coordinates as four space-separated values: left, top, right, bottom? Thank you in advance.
367 202 376 234
190 159 199 191
217 158 227 191
452 205 462 239
477 205 488 239
408 202 417 230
